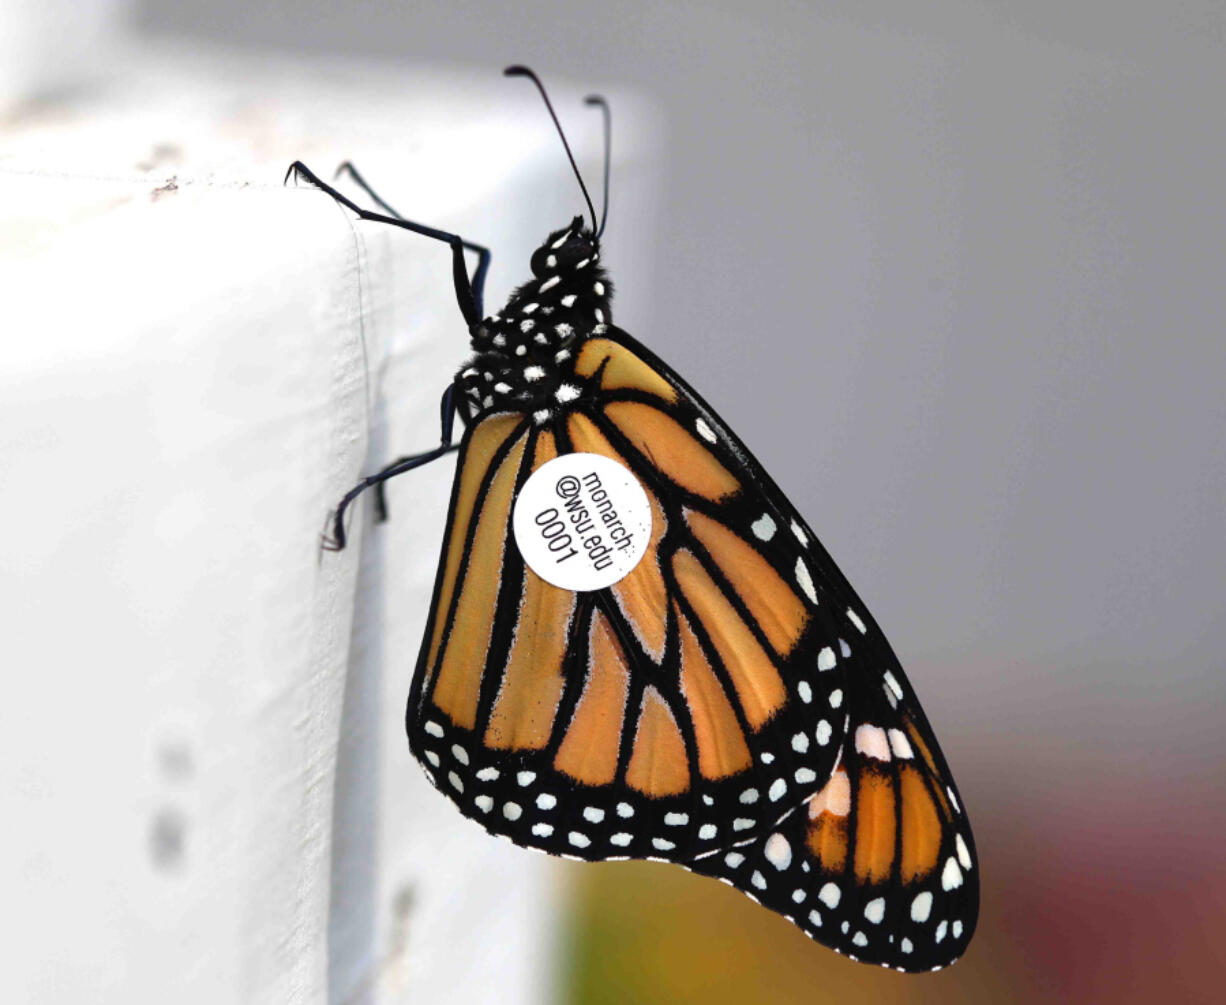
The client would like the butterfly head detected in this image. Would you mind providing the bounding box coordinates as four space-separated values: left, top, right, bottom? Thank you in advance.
529 216 600 278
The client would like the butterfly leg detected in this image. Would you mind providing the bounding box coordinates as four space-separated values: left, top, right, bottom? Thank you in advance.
285 160 490 326
331 161 492 320
323 384 460 552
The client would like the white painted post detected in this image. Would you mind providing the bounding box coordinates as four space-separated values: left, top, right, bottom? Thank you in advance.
0 42 655 1005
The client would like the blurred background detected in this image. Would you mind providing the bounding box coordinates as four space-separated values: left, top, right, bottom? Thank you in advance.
6 1 1225 1003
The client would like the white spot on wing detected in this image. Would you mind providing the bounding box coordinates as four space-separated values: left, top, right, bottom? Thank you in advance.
791 732 809 753
911 891 933 922
424 721 444 738
536 793 557 810
818 882 841 909
817 647 836 671
864 898 885 924
698 823 718 840
829 689 843 708
610 832 632 846
798 681 812 704
942 856 964 890
887 728 914 759
847 608 867 633
533 823 554 837
790 520 808 546
764 833 792 870
752 514 776 540
854 724 891 761
695 418 717 443
769 778 788 802
474 795 493 813
795 559 817 604
568 831 590 848
815 720 832 745
503 802 522 821
956 833 973 869
476 767 499 781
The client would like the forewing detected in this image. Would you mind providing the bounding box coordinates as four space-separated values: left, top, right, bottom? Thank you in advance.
408 332 853 863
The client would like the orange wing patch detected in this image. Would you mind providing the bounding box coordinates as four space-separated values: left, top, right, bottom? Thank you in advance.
431 422 527 728
553 611 630 786
853 766 897 883
484 565 574 750
903 718 953 817
672 548 787 729
603 401 740 501
625 685 690 797
424 413 524 684
899 764 944 882
568 412 672 661
573 338 678 402
677 606 753 779
684 508 809 656
484 432 571 750
610 490 670 661
807 768 851 871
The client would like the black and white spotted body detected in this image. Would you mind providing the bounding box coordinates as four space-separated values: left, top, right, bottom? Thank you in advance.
458 217 612 424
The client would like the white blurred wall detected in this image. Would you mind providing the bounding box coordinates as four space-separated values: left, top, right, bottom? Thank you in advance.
132 0 1226 757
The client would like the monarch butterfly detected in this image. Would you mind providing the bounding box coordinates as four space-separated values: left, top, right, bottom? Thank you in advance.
288 65 978 973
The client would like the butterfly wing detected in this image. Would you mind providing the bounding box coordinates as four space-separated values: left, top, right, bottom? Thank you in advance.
407 330 860 863
688 635 979 972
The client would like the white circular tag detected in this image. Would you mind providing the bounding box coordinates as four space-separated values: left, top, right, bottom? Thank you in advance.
512 452 653 592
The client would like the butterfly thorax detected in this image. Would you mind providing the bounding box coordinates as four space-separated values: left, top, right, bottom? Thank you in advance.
457 216 612 425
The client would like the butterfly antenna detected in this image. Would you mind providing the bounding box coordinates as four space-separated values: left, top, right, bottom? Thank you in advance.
584 94 611 237
505 65 598 234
